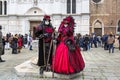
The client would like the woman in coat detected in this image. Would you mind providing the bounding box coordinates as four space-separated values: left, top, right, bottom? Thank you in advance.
17 35 22 53
11 34 18 54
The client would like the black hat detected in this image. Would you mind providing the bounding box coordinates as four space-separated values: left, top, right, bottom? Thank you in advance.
0 25 2 29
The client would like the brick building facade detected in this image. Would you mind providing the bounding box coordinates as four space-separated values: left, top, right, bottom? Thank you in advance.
90 0 120 36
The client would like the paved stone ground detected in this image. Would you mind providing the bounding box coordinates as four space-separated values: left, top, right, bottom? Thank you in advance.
0 47 120 80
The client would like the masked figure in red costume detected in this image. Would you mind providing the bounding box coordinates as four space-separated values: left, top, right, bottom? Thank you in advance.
51 16 85 75
35 15 54 75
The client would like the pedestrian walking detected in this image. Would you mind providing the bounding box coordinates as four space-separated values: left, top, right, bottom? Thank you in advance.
17 35 22 53
0 25 5 62
83 34 90 51
23 34 28 48
107 34 115 53
29 35 33 50
118 35 120 50
2 36 6 55
93 34 98 48
5 33 11 50
11 34 18 54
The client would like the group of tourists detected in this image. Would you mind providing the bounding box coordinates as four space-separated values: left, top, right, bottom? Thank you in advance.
74 33 100 51
4 33 33 53
102 33 120 53
0 29 34 62
75 32 120 53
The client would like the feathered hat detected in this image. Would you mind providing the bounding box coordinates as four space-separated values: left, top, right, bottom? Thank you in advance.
43 15 51 21
63 18 70 24
66 16 75 28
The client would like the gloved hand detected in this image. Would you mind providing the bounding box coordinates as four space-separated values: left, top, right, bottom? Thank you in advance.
39 33 48 38
66 41 71 45
53 40 57 44
43 33 48 37
66 30 70 34
66 40 72 45
39 34 44 38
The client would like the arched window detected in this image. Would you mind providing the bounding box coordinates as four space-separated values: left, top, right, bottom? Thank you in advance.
92 0 101 3
0 1 2 15
94 20 102 36
67 0 76 14
4 1 7 15
118 20 120 32
94 20 102 28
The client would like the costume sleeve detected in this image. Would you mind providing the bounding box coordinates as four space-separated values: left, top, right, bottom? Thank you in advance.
66 27 73 36
56 34 62 44
34 25 43 37
58 22 64 33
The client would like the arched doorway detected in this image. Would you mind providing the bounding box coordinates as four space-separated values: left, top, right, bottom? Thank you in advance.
94 20 102 36
25 7 44 39
30 21 41 39
117 20 120 32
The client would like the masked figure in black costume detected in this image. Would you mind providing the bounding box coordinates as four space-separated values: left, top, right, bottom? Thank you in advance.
35 15 54 74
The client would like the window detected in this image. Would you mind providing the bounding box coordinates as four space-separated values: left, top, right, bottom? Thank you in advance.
72 0 76 13
0 1 7 15
0 1 2 15
67 0 76 14
67 0 71 13
92 0 101 3
34 11 37 13
4 1 7 15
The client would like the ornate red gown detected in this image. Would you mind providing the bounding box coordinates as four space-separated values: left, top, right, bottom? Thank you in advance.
51 25 85 75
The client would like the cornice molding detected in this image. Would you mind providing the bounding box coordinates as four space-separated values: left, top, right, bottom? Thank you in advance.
0 13 90 17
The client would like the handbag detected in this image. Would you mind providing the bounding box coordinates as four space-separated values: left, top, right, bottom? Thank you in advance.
68 44 76 51
65 38 76 51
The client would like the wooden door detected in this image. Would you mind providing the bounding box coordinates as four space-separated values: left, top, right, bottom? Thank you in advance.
94 28 102 36
30 21 41 39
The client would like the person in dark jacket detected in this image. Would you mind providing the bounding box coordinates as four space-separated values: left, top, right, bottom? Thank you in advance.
0 25 5 62
2 36 6 55
89 35 93 48
11 34 18 54
118 35 120 50
83 34 90 51
23 34 28 48
93 35 98 48
102 34 108 50
79 35 84 48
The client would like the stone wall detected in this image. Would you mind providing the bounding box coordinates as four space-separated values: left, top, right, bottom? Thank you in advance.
90 0 120 35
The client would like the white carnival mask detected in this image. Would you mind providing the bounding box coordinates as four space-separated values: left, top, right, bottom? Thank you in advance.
45 21 49 25
64 24 68 27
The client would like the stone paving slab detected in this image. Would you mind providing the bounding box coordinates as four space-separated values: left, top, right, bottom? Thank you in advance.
1 47 120 80
14 57 82 79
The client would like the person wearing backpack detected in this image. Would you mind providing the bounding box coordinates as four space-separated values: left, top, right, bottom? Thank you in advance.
107 34 115 53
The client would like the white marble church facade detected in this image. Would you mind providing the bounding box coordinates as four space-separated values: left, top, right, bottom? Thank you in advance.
0 0 89 36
